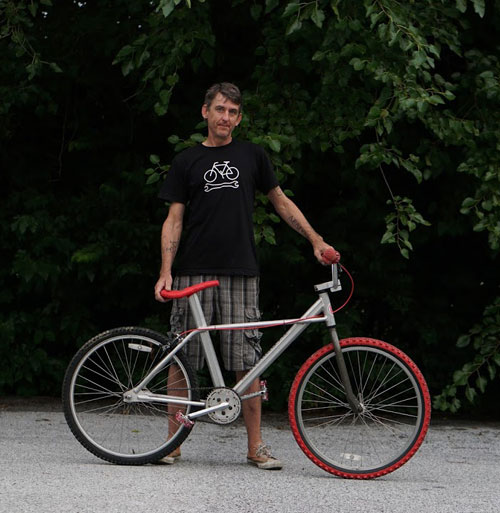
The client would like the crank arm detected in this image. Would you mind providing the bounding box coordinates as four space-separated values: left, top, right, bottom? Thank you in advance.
186 401 230 420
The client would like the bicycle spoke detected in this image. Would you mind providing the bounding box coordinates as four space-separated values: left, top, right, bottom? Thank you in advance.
302 385 348 408
366 382 416 408
78 397 124 416
363 361 399 404
78 360 125 390
302 411 354 428
73 392 123 408
74 373 124 398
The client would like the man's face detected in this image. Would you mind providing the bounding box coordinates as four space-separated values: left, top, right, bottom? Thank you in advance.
202 93 242 142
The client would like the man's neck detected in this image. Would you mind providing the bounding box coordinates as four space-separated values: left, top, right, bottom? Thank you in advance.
202 135 233 147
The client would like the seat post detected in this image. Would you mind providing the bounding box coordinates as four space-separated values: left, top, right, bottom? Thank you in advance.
188 293 225 388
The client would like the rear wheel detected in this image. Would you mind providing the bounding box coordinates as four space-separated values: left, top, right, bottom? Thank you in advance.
289 337 430 479
62 327 199 465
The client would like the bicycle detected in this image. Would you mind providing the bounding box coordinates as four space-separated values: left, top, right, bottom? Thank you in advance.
203 160 239 183
203 161 240 192
62 249 431 479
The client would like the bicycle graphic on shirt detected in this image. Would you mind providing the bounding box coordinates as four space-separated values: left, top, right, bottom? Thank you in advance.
204 161 240 192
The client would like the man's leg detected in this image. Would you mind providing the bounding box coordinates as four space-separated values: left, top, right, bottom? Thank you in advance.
235 370 282 470
155 363 185 464
235 370 262 454
167 363 186 446
218 276 282 469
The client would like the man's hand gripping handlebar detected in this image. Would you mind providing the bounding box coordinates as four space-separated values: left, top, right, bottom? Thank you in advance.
321 247 341 265
160 280 220 300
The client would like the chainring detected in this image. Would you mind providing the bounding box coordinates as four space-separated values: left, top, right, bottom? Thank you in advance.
206 388 242 425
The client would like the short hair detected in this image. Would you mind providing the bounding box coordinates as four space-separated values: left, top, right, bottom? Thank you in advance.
204 82 242 111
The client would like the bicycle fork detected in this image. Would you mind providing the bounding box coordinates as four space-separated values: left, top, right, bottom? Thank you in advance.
318 290 364 414
328 327 364 414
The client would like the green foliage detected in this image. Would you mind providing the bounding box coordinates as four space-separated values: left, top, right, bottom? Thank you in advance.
381 196 431 259
434 297 500 412
1 0 499 414
112 0 213 115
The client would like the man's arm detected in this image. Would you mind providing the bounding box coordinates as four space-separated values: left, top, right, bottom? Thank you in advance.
267 186 336 264
154 202 185 302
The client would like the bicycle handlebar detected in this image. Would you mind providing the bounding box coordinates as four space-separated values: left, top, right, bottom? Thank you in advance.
321 248 341 265
160 252 339 300
160 280 220 300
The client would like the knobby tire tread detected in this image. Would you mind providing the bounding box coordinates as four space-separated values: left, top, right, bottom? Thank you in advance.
288 337 431 479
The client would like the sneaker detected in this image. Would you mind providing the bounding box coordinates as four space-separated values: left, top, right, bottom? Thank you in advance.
247 443 282 470
155 448 181 465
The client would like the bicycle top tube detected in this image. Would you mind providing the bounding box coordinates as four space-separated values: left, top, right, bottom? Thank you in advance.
160 280 219 299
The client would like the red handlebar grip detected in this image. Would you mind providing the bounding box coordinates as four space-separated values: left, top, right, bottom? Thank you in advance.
321 248 341 264
160 280 220 300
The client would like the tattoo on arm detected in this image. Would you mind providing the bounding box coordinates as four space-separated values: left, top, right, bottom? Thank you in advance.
165 240 179 253
288 215 308 237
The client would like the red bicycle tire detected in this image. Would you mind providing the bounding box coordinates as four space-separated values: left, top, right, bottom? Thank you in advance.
288 337 431 479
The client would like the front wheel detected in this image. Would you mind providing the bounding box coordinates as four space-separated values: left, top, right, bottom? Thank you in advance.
62 327 199 465
224 166 239 180
289 338 431 479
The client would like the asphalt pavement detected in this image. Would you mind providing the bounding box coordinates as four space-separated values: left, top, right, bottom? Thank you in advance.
0 397 499 513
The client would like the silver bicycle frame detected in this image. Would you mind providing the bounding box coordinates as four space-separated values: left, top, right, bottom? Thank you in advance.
127 264 362 417
129 298 325 398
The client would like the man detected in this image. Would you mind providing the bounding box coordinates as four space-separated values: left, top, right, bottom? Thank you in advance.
154 82 338 470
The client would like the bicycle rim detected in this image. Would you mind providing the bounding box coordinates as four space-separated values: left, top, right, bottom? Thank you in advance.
63 327 198 464
289 338 430 479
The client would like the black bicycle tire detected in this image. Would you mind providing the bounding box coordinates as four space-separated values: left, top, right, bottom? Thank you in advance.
62 326 199 465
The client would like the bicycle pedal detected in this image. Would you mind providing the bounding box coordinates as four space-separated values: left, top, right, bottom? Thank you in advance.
260 380 269 402
175 411 194 428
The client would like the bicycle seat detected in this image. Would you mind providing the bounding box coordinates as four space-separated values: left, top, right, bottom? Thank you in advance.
160 280 220 299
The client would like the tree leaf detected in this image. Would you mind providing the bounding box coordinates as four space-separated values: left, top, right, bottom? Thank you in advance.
121 60 134 77
311 7 325 28
190 133 205 143
146 173 160 185
472 0 485 17
286 18 302 35
476 375 487 393
381 230 395 244
465 386 477 403
283 1 300 17
350 58 365 71
453 370 468 386
456 335 471 348
268 138 281 152
159 0 175 18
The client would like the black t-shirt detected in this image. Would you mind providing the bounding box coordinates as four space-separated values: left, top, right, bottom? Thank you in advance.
158 140 279 276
